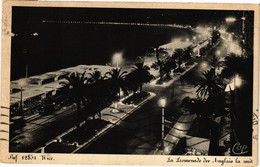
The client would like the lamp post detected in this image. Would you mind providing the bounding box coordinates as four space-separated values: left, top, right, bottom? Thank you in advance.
18 79 27 117
159 98 166 150
225 15 247 57
12 32 39 78
19 86 23 115
224 74 242 143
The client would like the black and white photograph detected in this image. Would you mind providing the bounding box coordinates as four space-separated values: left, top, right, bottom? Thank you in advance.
1 2 258 165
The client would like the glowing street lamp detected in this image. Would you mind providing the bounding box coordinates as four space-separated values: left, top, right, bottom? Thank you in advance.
159 98 166 150
225 17 236 23
160 98 166 107
234 74 242 89
201 62 208 70
224 74 242 137
31 32 39 37
216 50 221 56
112 52 123 69
224 75 242 92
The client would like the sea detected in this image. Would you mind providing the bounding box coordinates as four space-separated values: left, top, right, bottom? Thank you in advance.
11 23 196 80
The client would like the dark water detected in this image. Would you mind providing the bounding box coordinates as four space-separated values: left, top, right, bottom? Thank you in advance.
11 24 195 80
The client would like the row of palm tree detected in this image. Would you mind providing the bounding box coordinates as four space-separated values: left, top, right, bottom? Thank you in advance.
61 62 154 130
180 50 252 155
150 46 194 82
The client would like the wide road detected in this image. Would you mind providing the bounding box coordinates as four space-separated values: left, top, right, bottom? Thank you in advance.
9 104 80 152
79 38 229 154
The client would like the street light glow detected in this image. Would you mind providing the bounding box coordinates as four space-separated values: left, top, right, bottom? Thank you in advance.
216 50 221 56
224 75 242 92
201 62 208 70
159 98 166 107
112 51 123 68
32 32 39 36
234 75 242 88
225 17 236 23
164 146 171 154
18 79 28 87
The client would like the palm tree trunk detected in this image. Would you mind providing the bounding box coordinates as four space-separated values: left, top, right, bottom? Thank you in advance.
139 84 143 94
178 56 182 69
118 88 121 98
76 101 81 135
209 88 213 99
155 47 163 79
208 120 220 155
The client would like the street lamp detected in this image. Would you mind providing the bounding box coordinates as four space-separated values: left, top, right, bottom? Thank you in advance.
112 51 123 69
224 74 242 143
216 50 221 56
12 32 39 78
234 74 242 89
159 98 166 150
225 17 236 23
201 62 208 70
224 75 242 92
18 79 27 116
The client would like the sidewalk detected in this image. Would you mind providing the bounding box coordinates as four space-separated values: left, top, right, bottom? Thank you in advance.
153 111 197 155
33 92 156 153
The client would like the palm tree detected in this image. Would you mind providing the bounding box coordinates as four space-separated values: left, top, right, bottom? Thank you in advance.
60 71 88 129
210 55 221 69
88 71 103 84
129 62 154 94
195 69 224 99
179 96 224 155
183 46 193 61
105 68 129 98
172 48 185 69
151 55 176 81
221 53 244 79
212 30 221 45
149 47 168 79
125 72 139 97
87 71 105 119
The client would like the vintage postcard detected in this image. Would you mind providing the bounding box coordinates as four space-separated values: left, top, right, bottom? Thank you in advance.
0 1 259 166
